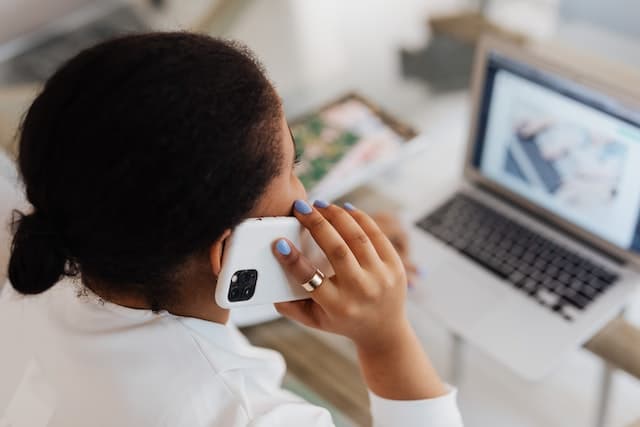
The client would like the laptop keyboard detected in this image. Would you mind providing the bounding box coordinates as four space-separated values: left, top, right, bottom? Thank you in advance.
416 193 620 321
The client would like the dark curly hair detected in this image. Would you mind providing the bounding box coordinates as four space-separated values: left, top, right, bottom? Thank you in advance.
8 32 283 310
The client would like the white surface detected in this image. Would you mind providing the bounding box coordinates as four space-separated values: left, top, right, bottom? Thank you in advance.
556 21 640 69
0 0 95 45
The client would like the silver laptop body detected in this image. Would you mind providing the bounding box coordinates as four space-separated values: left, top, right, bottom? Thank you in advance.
410 38 640 380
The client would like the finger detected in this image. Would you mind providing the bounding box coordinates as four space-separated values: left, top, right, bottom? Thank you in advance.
371 212 409 255
272 237 338 306
291 200 360 277
343 203 403 269
312 200 382 268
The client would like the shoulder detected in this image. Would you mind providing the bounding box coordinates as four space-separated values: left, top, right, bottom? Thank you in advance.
162 320 334 426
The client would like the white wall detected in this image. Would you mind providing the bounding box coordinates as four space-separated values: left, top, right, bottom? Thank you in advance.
0 0 98 44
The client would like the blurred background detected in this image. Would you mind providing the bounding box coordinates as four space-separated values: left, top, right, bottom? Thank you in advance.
1 1 640 426
2 0 640 152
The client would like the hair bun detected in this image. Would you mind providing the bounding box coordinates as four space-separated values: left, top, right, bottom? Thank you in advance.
8 211 68 294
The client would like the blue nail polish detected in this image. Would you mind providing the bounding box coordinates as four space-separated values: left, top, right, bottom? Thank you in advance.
313 200 329 208
294 199 312 215
344 202 356 211
276 239 291 255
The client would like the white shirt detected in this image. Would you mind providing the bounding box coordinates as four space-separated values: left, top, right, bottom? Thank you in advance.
0 279 463 427
0 169 26 285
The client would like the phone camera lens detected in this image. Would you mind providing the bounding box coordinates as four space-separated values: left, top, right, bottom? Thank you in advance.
229 269 257 302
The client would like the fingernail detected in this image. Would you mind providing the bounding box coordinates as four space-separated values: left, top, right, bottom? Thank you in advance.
276 239 291 256
408 281 415 290
313 199 329 208
344 202 356 211
294 199 312 215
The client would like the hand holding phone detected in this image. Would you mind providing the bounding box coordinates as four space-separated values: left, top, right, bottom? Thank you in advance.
271 200 447 400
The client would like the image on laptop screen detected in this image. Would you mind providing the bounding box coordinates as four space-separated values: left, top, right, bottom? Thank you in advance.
472 52 640 254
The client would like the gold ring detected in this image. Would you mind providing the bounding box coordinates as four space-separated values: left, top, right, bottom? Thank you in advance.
301 269 325 292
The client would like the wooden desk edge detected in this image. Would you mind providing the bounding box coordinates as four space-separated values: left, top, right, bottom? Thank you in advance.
584 317 640 380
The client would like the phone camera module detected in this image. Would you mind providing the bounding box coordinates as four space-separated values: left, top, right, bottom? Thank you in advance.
228 269 258 302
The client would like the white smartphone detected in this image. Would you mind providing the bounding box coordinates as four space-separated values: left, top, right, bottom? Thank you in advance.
215 217 311 308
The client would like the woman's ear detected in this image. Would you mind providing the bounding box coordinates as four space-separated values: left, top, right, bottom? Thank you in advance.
209 229 232 276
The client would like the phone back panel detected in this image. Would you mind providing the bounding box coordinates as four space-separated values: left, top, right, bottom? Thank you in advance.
215 217 310 308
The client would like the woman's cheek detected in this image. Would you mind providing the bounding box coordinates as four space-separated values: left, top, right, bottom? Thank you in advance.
292 175 307 200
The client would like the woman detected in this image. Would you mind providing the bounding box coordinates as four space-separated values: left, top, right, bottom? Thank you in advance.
3 33 463 426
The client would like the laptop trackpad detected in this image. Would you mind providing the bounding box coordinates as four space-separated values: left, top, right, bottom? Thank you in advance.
417 259 509 330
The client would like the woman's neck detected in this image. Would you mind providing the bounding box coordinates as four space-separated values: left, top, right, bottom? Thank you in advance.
85 277 230 324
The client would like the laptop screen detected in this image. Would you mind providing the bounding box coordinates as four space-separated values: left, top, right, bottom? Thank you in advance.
472 51 640 254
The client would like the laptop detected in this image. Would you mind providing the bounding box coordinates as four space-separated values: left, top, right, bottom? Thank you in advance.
410 38 640 380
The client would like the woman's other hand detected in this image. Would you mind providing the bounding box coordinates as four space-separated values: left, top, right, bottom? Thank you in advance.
371 212 418 287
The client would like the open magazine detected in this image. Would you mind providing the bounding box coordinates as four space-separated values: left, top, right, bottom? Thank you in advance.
290 93 417 198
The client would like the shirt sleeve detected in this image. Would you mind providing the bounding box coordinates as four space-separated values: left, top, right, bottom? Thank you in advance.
368 386 464 427
247 399 335 427
245 385 462 427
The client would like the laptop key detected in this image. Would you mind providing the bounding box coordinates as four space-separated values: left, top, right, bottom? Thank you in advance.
537 289 559 306
557 272 572 284
562 293 590 310
549 283 567 296
579 285 598 299
588 277 610 292
568 280 585 291
522 279 539 295
546 265 559 277
508 270 526 284
460 248 509 279
559 304 580 321
452 239 469 250
500 263 516 276
595 268 619 284
541 277 557 291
